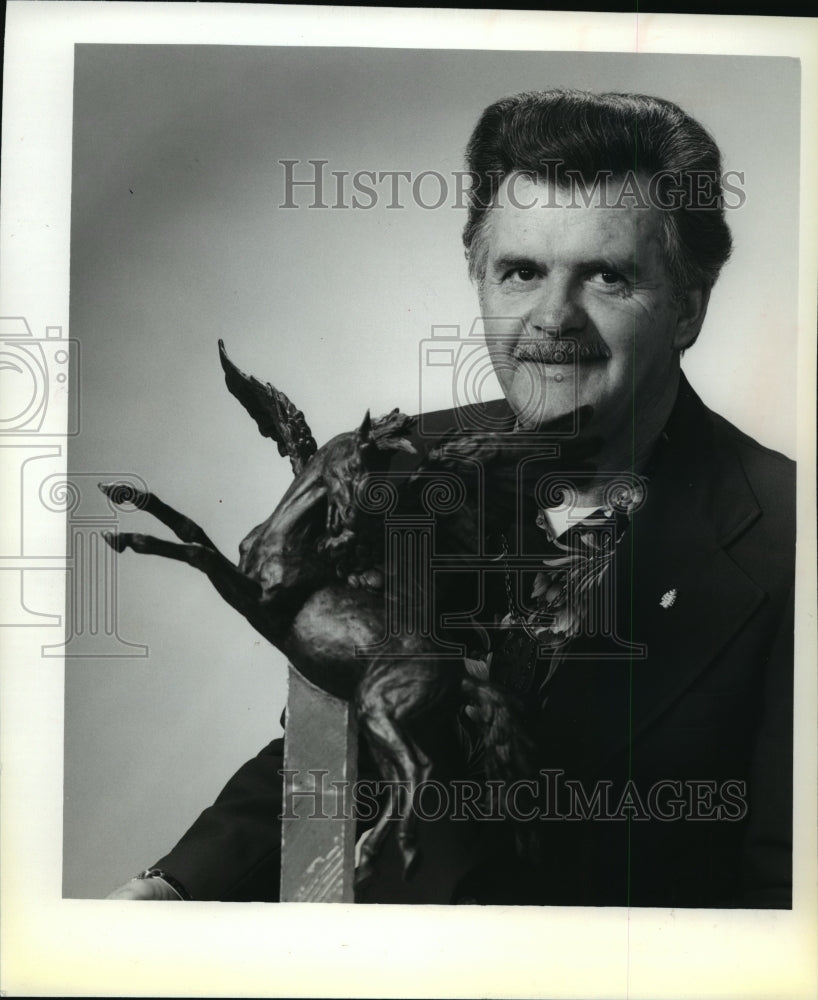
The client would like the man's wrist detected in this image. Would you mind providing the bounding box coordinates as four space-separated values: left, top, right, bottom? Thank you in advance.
135 868 191 900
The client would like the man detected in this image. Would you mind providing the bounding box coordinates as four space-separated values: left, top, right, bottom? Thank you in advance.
109 89 794 907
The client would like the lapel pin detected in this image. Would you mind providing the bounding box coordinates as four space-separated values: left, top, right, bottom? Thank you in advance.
660 588 677 609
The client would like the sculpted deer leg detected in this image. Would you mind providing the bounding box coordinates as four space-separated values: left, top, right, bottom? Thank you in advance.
103 532 264 627
356 714 431 884
100 479 298 650
353 745 404 890
98 483 217 548
356 662 444 882
100 481 264 616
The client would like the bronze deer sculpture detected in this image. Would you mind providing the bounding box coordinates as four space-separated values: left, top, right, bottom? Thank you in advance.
101 341 535 886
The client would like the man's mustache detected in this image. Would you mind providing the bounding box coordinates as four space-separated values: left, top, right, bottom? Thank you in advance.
512 338 612 364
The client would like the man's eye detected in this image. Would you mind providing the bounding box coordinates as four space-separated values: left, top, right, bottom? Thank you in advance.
509 267 538 282
592 270 629 290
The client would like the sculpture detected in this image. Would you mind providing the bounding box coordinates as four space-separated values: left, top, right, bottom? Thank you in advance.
101 342 535 885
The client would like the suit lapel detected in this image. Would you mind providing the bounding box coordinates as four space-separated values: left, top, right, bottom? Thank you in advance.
604 375 765 755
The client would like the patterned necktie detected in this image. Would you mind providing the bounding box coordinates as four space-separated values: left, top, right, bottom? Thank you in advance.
489 505 632 711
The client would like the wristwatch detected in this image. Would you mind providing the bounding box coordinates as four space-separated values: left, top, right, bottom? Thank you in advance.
134 868 191 900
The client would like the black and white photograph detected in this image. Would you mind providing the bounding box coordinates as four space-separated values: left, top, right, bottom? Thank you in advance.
2 4 816 997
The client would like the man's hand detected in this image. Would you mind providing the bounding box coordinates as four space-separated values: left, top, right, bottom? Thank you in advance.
106 876 182 900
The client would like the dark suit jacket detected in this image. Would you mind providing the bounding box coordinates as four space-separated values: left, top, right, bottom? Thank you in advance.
156 375 795 907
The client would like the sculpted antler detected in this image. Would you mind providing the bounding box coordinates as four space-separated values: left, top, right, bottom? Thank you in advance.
218 339 317 475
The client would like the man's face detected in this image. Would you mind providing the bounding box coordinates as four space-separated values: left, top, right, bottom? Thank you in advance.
478 175 702 451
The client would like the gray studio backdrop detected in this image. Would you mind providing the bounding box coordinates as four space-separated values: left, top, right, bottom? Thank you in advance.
64 45 800 898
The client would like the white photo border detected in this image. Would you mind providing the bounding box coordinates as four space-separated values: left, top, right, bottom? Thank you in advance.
1 4 816 998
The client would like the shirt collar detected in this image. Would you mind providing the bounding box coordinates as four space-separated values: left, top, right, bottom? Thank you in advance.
537 504 614 540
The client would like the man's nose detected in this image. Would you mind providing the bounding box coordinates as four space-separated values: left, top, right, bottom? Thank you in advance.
530 276 587 337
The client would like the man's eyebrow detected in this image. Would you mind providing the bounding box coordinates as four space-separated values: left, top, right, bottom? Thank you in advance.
583 256 637 274
490 253 639 274
490 254 541 273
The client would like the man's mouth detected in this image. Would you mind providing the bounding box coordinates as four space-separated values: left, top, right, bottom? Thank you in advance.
513 340 612 364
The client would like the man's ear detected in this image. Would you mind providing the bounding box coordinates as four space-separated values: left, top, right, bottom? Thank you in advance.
673 284 711 351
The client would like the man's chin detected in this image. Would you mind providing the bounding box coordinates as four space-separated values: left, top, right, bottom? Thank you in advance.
503 380 589 432
513 403 592 433
509 402 603 457
504 364 582 421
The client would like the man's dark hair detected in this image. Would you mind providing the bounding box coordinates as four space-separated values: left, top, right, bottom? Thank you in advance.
463 89 734 298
